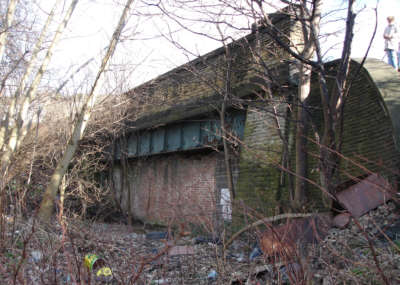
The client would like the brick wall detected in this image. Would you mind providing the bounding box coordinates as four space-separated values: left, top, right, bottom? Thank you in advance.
113 151 220 226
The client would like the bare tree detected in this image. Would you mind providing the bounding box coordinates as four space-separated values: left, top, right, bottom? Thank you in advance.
0 0 77 225
0 0 60 152
0 0 18 62
0 0 76 178
293 1 322 208
38 0 136 221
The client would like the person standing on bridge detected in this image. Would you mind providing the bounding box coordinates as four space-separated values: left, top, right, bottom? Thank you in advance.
384 16 398 69
397 40 400 72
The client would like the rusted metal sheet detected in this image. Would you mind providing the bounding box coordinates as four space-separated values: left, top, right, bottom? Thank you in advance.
333 213 351 229
336 173 393 218
259 215 331 258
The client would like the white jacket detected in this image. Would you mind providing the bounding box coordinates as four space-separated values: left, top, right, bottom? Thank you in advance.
384 24 398 50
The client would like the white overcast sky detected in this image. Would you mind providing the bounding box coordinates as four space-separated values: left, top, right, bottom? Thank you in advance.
36 0 400 92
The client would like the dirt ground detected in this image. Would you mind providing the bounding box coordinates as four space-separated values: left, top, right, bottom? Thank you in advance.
2 201 400 284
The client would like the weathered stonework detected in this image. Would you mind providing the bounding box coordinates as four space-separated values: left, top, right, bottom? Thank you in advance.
108 6 400 226
234 59 400 219
236 104 289 217
122 12 297 132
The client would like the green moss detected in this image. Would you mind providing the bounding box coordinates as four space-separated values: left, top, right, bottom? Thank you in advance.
235 145 288 224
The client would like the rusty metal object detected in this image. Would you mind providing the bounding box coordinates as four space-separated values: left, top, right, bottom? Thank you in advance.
336 174 393 218
259 215 331 258
333 213 351 228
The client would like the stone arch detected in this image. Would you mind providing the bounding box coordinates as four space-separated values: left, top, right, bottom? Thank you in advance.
354 58 400 151
236 58 400 215
310 58 400 185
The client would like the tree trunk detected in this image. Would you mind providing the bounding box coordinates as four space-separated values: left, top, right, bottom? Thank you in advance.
0 0 58 151
38 0 135 222
0 0 74 176
293 0 322 209
220 38 235 201
0 0 61 149
120 134 133 225
221 102 235 200
294 63 311 209
0 0 18 62
315 0 355 207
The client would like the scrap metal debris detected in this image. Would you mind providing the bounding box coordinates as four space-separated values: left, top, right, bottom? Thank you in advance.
336 173 394 217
